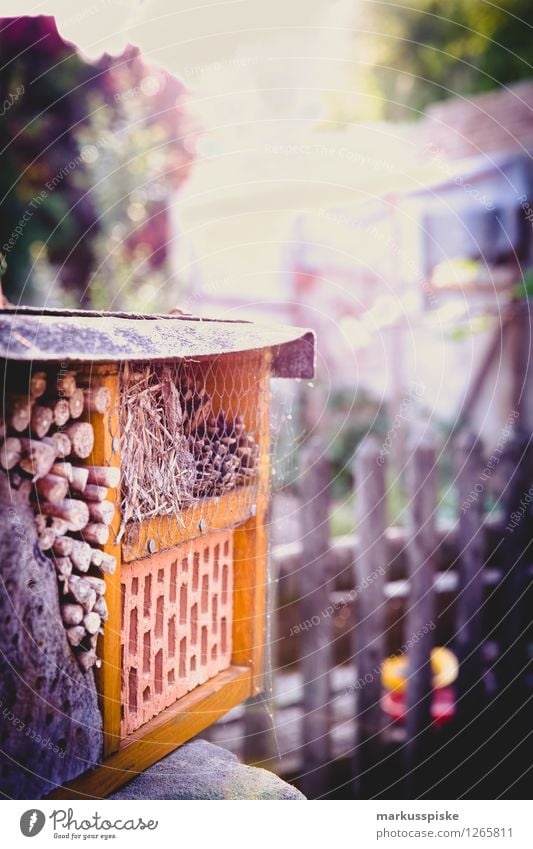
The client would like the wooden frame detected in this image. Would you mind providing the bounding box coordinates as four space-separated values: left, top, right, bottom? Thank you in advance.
47 349 272 799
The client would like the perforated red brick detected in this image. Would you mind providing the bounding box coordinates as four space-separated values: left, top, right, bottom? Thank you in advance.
121 531 233 736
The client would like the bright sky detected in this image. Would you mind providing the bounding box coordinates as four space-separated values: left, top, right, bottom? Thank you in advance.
1 1 501 428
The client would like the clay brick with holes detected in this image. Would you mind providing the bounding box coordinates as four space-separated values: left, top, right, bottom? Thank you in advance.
121 531 233 736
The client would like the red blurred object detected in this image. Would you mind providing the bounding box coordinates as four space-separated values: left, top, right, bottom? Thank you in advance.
382 687 456 728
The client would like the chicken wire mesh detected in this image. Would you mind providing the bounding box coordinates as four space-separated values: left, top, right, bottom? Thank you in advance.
118 351 267 557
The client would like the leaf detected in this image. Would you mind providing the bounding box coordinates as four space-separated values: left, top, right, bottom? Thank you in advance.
511 271 533 301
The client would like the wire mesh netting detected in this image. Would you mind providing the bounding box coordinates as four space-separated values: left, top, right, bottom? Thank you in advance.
118 351 268 559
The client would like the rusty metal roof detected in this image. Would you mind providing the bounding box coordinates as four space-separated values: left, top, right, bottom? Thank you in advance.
0 308 315 379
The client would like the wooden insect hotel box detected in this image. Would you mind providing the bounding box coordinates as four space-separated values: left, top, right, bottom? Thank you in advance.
0 308 314 799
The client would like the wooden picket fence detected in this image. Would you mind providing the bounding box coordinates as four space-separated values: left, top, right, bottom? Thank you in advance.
217 301 533 797
208 419 531 799
284 425 532 798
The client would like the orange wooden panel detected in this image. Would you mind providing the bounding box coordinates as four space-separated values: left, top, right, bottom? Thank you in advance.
231 350 271 692
78 364 122 758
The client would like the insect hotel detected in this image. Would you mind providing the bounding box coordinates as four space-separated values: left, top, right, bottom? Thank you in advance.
0 307 314 799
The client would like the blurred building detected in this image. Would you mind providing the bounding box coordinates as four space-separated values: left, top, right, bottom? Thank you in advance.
281 84 533 444
169 30 533 437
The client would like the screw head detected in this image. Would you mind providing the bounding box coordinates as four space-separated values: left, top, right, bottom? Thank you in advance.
250 503 257 518
148 539 156 554
199 519 207 533
112 436 120 453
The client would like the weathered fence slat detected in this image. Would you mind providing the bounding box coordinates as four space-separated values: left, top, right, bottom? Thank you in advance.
404 433 438 795
299 440 333 797
455 431 485 724
352 435 387 798
243 694 278 767
499 427 531 698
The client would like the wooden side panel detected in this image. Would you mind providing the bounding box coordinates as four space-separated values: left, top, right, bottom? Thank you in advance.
231 351 271 693
80 364 122 758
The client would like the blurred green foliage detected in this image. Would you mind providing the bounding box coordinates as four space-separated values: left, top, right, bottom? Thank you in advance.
324 386 388 496
0 16 194 309
356 0 533 120
76 53 194 312
0 17 98 303
512 270 533 300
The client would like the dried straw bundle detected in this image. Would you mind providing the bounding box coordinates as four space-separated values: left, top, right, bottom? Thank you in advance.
118 363 195 538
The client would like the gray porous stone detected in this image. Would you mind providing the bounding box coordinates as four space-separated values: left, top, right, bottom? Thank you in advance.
109 739 306 800
0 472 102 799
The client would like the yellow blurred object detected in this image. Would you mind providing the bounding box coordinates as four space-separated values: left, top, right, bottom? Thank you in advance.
382 647 459 693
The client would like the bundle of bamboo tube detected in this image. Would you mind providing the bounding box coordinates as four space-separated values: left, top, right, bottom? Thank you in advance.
0 367 116 672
